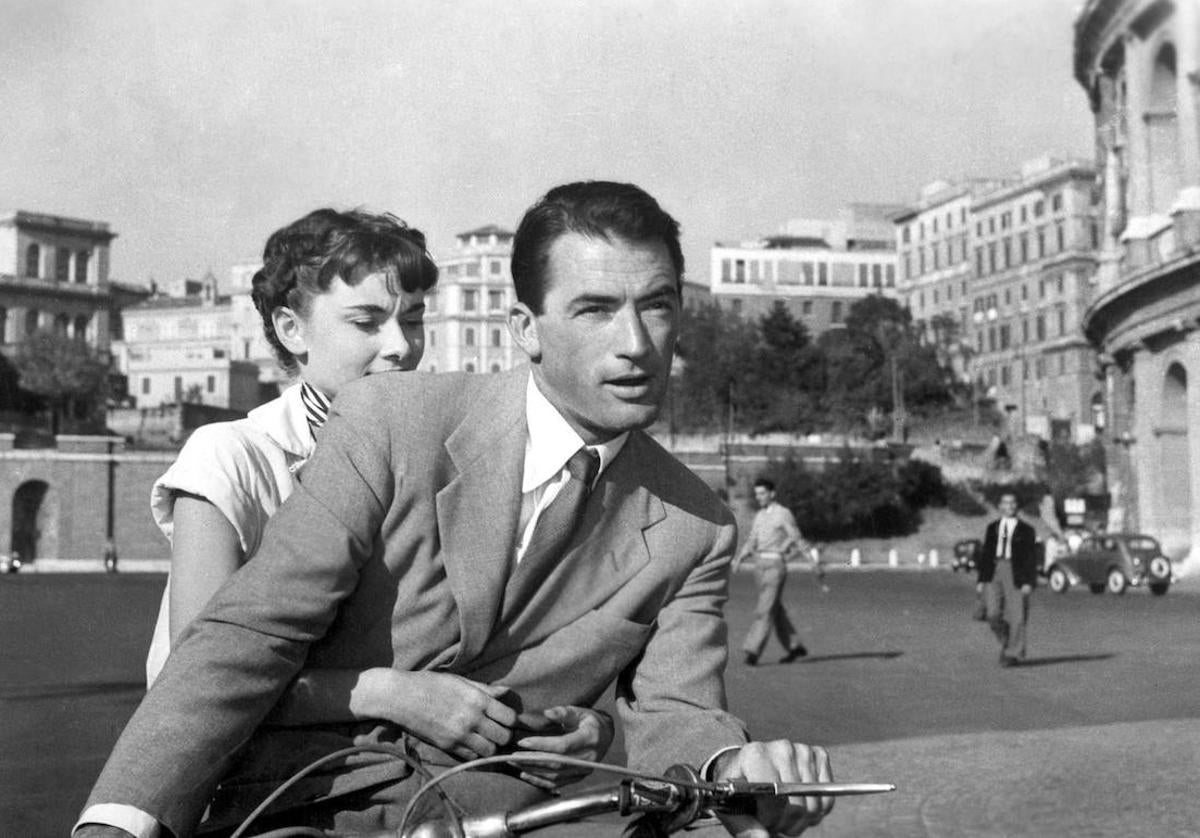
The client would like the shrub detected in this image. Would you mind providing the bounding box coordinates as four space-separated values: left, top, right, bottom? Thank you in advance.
767 453 923 541
898 458 946 508
945 482 988 516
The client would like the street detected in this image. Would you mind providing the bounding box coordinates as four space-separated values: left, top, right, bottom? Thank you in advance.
2 569 1198 836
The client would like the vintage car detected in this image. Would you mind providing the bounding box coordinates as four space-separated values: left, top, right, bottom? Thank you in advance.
1044 533 1172 596
951 538 981 572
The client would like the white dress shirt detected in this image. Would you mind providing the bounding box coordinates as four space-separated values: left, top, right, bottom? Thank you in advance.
996 516 1017 559
76 375 628 837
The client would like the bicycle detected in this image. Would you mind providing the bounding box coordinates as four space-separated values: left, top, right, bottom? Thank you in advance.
228 745 894 838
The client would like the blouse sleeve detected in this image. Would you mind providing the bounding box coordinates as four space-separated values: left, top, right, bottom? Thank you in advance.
150 422 282 559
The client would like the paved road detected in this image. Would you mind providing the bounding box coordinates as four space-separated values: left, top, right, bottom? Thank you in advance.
2 569 1197 836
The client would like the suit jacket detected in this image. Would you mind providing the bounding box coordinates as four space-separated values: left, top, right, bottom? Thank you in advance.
86 368 748 837
978 516 1038 588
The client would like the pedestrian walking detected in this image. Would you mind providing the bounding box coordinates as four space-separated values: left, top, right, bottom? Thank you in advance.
976 491 1038 667
733 478 809 666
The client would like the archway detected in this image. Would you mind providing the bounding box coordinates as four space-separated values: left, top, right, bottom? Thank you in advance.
11 480 56 562
1158 362 1192 546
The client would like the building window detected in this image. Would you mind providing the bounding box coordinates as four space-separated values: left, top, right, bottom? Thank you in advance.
465 328 475 347
721 259 732 282
902 226 911 244
987 327 996 352
885 265 895 287
142 377 150 395
174 376 183 401
75 250 89 283
490 260 502 275
429 329 436 347
465 263 480 278
426 292 438 314
490 328 502 348
1019 234 1028 263
731 298 743 314
1034 200 1045 217
1056 222 1066 252
988 217 996 234
918 250 926 275
1022 319 1029 342
73 315 89 340
750 261 760 283
53 313 69 336
463 289 478 312
465 362 475 372
1001 365 1011 386
1057 308 1066 335
999 324 1010 349
1036 227 1045 257
1020 206 1027 223
55 248 71 282
801 300 813 315
1002 238 1011 268
831 301 843 323
975 248 984 275
987 243 996 274
1036 315 1046 341
0 308 6 343
487 290 503 311
932 247 940 271
734 260 746 283
1051 193 1063 212
206 375 215 393
25 244 40 278
819 262 829 285
858 264 869 288
491 363 501 373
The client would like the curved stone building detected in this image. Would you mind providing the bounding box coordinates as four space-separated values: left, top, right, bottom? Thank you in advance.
1075 0 1200 568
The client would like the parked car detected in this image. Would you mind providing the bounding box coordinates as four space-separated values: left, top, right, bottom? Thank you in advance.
952 538 981 573
1044 533 1172 596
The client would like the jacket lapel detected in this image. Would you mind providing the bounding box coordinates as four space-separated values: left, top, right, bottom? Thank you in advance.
478 434 664 666
436 371 527 666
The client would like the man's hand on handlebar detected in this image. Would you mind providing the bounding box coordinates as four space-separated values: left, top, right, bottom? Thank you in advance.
512 705 615 789
711 740 834 837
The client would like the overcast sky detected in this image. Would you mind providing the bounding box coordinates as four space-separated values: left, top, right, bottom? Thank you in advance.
1 0 1094 289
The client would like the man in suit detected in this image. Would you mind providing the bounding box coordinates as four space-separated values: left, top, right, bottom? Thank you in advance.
977 491 1038 667
77 182 834 838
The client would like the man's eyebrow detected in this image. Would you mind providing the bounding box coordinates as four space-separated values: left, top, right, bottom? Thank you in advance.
342 303 391 314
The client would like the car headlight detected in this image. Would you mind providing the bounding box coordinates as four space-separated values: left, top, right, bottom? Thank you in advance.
1132 556 1142 567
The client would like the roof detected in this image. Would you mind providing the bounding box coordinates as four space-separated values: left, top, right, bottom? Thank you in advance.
457 224 514 238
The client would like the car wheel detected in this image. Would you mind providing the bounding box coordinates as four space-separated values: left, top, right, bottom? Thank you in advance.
1089 583 1106 595
1149 582 1170 596
1048 567 1070 594
1149 556 1171 579
1106 568 1128 595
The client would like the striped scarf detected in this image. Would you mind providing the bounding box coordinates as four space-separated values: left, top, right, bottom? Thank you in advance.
299 381 331 438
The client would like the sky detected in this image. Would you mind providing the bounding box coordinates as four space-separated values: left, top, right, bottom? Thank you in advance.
0 0 1095 290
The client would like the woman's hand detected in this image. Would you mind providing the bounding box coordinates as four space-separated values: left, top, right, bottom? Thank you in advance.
358 669 519 761
513 705 615 788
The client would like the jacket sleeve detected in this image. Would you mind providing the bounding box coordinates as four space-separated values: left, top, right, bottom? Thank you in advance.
616 514 749 773
83 385 397 838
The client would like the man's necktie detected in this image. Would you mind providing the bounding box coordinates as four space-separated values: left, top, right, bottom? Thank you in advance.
503 447 601 615
1000 522 1010 559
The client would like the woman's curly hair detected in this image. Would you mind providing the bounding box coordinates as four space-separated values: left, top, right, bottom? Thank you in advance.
251 208 439 374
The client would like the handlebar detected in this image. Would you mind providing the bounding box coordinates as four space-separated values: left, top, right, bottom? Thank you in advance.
400 764 895 838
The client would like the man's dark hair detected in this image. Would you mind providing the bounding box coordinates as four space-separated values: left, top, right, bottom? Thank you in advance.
510 180 685 314
754 478 776 493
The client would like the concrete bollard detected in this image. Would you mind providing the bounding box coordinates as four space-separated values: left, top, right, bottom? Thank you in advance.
917 552 927 566
888 548 899 568
929 549 939 568
849 548 861 567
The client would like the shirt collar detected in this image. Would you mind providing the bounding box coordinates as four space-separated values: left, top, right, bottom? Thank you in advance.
522 374 628 493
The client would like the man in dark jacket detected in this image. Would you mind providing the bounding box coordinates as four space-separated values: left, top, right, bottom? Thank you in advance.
977 492 1038 666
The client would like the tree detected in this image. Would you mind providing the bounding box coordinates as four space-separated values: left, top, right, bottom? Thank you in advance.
674 302 757 432
12 330 109 433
